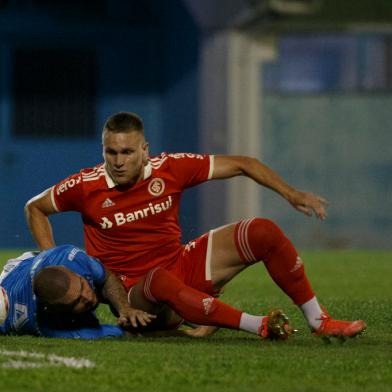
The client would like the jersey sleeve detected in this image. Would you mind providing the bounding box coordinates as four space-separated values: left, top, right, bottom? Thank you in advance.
51 172 84 212
39 324 124 339
167 153 214 189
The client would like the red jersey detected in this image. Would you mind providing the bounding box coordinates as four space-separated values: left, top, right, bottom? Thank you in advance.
50 153 214 281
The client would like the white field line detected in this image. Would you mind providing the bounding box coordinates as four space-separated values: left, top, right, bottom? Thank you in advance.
0 349 95 369
3 360 45 369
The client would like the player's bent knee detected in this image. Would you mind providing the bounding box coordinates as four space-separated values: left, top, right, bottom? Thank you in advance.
253 218 286 247
234 217 288 263
129 285 163 314
142 266 175 303
132 269 184 331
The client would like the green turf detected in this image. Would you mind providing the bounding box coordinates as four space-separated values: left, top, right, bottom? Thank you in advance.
1 250 391 392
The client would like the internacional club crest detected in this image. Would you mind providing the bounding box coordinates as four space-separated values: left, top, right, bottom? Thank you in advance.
148 178 165 196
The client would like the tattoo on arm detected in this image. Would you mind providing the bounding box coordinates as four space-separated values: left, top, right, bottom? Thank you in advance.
100 269 129 314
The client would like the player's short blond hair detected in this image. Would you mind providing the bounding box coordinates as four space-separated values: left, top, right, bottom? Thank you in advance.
102 112 144 135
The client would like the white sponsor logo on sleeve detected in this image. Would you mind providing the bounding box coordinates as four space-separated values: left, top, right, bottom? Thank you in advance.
56 176 82 195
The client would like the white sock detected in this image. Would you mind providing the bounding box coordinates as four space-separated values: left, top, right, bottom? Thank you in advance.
299 297 323 329
239 313 265 335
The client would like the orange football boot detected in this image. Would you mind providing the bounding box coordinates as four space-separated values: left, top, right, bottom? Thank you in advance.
313 307 366 339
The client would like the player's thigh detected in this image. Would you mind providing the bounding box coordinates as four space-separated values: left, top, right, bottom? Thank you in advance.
210 223 248 291
129 279 183 331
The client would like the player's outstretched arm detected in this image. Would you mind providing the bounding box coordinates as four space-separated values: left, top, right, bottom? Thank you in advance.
100 269 156 329
25 188 58 250
212 155 328 220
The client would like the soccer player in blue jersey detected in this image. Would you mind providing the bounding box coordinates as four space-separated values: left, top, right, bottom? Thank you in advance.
0 245 155 339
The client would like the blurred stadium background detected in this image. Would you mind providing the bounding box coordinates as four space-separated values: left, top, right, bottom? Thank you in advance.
0 0 391 250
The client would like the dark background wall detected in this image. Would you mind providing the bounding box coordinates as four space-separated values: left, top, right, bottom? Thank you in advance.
1 1 391 249
0 0 200 248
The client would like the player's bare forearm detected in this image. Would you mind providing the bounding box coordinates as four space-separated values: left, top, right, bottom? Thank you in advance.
213 155 327 219
25 190 57 250
101 269 156 328
213 155 295 196
26 212 56 250
100 269 130 313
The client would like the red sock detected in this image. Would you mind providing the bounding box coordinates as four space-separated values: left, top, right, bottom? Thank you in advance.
234 218 314 305
143 267 242 329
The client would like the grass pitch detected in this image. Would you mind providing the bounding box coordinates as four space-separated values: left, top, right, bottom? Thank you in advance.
0 249 391 392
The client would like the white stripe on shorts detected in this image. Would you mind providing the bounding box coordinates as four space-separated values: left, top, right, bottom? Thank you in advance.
205 230 214 281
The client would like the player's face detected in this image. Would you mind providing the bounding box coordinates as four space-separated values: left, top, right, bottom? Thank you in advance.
103 130 149 187
59 274 98 314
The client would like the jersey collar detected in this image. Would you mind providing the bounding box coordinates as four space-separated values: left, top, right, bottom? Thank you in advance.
104 165 116 188
104 161 152 189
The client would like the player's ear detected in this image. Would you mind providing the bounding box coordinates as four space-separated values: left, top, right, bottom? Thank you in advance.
143 142 149 164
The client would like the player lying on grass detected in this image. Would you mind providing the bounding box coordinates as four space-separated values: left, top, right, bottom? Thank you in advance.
25 112 366 339
0 244 295 339
0 245 155 338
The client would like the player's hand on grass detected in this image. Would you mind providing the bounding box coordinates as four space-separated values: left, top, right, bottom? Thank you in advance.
118 308 156 328
288 190 328 220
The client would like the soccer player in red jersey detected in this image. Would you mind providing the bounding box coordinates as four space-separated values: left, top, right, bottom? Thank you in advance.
25 112 366 340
